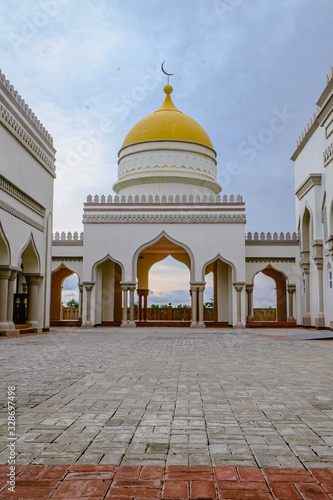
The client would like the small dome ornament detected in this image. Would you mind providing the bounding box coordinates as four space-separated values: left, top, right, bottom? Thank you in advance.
163 84 173 95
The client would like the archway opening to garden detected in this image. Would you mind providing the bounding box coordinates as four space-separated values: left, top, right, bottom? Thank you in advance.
253 267 287 322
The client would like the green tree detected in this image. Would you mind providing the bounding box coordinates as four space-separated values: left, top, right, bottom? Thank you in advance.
204 298 214 308
66 298 79 308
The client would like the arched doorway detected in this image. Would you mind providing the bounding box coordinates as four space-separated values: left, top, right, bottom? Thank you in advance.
147 255 191 321
135 235 194 324
93 257 122 325
17 236 42 328
204 257 233 326
253 266 287 322
50 265 81 323
253 272 276 321
0 222 13 332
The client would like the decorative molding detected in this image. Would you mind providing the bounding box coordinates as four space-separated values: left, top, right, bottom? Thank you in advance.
0 103 56 177
0 175 45 217
246 257 296 263
83 213 247 224
295 173 322 200
324 141 333 167
0 69 53 144
52 240 83 246
0 200 44 232
52 257 83 262
85 193 244 204
118 161 217 180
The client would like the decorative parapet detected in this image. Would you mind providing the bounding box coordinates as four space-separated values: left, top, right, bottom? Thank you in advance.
295 108 320 149
0 103 56 176
324 67 333 88
246 231 298 242
52 231 84 245
292 67 333 160
85 193 244 204
0 69 53 145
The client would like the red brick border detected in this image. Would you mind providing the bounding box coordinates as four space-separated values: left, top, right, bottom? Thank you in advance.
1 465 333 499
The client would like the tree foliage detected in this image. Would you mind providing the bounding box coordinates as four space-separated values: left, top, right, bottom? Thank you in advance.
66 298 79 308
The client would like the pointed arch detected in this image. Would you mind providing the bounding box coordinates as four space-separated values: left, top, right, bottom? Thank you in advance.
92 254 123 325
50 264 80 321
91 253 124 282
52 262 82 283
202 253 236 282
19 233 41 274
0 221 11 266
252 265 287 322
301 204 312 253
251 263 289 285
132 231 194 282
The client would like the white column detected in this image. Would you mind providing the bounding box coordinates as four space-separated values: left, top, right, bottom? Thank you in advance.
246 284 254 322
287 285 296 322
128 286 136 327
233 283 245 329
197 285 206 328
25 275 42 328
315 261 325 328
0 268 11 331
121 286 129 327
7 270 18 330
302 264 311 327
83 283 94 326
78 284 83 322
190 285 197 327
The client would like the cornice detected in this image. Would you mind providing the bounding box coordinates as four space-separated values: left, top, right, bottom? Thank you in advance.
84 207 245 213
295 173 322 200
52 240 83 246
246 257 296 263
0 175 45 216
52 257 83 262
0 200 44 231
83 213 247 224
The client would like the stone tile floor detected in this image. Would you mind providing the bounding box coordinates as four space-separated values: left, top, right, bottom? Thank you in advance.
1 327 333 498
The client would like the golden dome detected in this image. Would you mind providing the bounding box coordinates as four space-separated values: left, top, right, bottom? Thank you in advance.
121 85 214 149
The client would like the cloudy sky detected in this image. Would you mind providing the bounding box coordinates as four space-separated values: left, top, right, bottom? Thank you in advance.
1 0 332 306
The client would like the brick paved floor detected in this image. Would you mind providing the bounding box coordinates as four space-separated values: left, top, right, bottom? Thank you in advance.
1 464 333 498
1 327 333 497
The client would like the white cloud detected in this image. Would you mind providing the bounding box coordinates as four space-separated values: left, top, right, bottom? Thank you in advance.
253 272 276 308
1 0 332 239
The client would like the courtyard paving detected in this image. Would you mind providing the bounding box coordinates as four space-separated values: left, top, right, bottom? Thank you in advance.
1 327 333 498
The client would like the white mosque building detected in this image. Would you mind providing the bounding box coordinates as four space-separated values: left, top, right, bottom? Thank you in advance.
0 67 332 334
